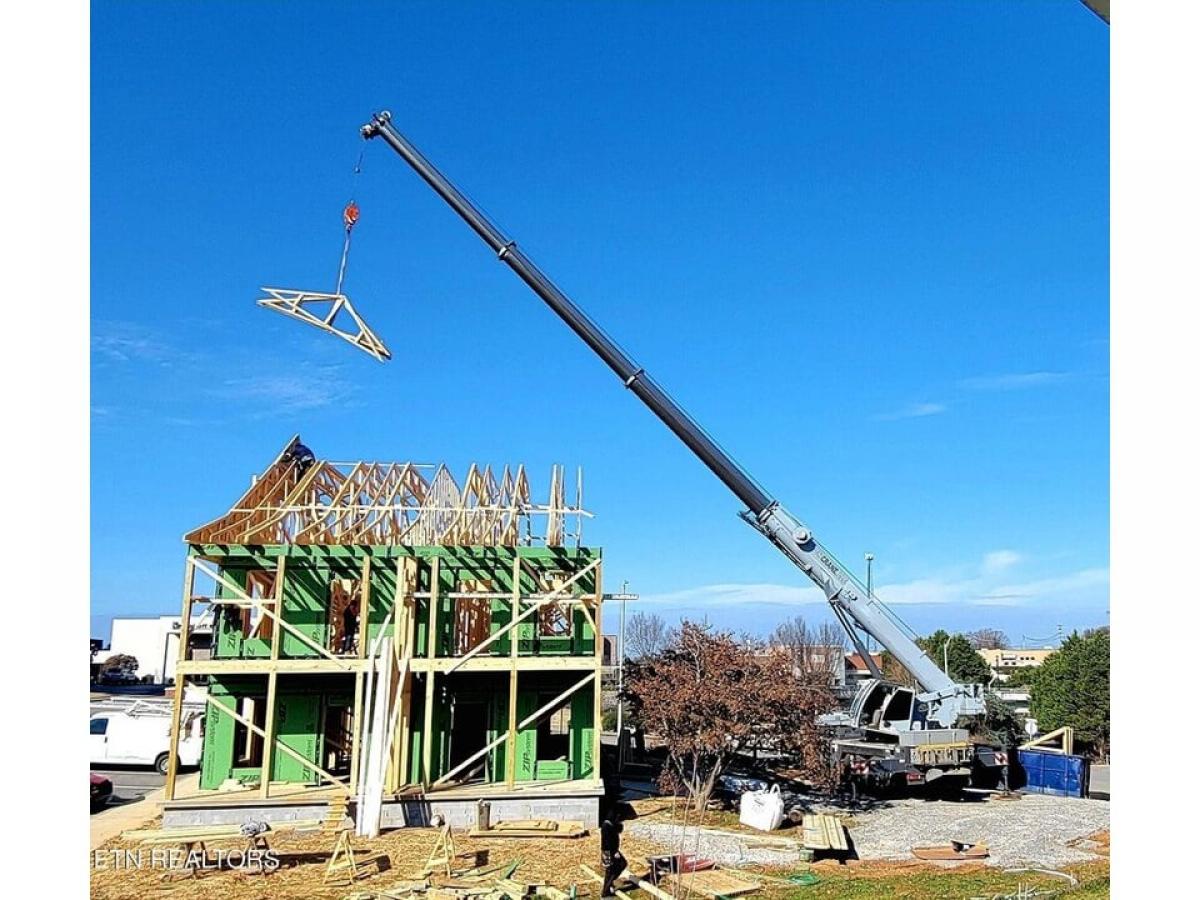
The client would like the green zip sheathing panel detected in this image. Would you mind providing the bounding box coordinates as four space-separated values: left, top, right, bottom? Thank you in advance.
193 544 599 789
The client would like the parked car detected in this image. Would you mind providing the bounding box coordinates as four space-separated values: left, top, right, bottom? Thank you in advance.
97 669 140 686
90 773 113 810
89 711 202 774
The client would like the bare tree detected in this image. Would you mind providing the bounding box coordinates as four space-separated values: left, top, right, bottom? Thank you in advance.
967 628 1010 650
626 622 836 810
624 611 671 660
769 615 847 684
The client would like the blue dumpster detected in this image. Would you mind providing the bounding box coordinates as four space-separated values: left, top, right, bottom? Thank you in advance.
1017 749 1089 798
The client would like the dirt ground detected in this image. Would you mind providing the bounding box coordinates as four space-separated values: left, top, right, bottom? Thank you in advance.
90 810 1109 900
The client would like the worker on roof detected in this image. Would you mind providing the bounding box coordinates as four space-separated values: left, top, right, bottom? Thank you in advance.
285 440 316 476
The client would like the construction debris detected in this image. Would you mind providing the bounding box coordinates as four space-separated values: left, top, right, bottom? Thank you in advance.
468 821 588 840
659 868 762 898
912 840 990 861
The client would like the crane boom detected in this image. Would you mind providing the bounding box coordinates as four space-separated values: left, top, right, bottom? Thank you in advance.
361 110 985 727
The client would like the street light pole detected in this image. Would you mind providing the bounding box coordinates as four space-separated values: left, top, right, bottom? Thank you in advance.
864 553 875 653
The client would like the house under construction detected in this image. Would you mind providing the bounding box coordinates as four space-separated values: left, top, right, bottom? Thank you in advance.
162 437 605 831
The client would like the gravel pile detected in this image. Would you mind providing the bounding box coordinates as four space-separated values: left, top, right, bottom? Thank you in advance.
843 793 1110 868
624 822 806 866
627 793 1110 870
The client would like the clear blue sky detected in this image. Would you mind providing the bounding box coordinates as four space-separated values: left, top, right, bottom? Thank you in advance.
91 1 1109 648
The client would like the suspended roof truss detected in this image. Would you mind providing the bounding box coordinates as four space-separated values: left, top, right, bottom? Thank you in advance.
257 287 391 362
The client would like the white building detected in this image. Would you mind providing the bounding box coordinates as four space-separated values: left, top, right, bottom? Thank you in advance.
96 614 212 684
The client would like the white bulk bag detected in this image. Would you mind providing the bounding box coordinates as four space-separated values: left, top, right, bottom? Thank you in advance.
738 783 784 831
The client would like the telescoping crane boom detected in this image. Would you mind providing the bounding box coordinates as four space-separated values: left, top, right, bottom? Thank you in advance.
361 110 986 729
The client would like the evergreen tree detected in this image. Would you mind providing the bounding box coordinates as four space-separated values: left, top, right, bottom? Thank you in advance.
915 629 992 684
1029 628 1110 756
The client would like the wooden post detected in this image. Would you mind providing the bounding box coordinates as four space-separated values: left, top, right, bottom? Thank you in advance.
506 553 520 786
592 560 603 782
394 557 417 790
427 556 440 660
422 557 440 786
358 556 372 659
165 557 196 801
260 556 287 798
350 670 364 792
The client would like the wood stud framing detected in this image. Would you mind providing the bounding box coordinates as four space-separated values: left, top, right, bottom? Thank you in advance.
184 438 589 548
166 443 604 809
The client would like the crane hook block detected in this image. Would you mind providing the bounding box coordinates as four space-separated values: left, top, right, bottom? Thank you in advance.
343 201 360 231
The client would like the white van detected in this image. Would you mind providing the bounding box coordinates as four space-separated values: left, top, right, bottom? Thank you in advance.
89 710 203 774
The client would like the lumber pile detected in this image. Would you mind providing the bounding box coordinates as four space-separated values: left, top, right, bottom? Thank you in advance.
801 813 848 854
659 869 762 899
468 819 587 839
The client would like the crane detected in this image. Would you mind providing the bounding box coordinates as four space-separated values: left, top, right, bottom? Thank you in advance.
359 110 987 735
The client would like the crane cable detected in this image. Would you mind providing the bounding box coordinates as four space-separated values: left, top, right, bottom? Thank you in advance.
334 149 366 297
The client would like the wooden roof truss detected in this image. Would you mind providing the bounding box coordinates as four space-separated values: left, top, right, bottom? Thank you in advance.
185 438 588 547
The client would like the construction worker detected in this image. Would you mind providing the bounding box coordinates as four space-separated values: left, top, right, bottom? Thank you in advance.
286 441 316 476
340 603 359 655
599 816 625 899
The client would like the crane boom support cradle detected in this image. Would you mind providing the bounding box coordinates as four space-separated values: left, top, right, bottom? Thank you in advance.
361 110 985 728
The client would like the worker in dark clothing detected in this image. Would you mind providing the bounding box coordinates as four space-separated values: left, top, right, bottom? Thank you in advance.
285 440 316 476
599 817 625 899
340 604 359 655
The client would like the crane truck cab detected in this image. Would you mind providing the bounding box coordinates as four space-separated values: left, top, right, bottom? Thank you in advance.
823 678 1007 798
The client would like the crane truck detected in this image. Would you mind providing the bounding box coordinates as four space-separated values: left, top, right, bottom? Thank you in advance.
360 110 1008 796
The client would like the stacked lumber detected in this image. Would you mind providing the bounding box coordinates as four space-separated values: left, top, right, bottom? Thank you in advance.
801 813 848 853
659 869 762 898
468 820 587 839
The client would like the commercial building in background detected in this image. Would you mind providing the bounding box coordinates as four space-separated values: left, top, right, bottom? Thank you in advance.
979 647 1056 683
95 615 213 684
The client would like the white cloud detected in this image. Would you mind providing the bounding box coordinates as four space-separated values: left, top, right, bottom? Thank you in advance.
640 554 1108 615
982 550 1022 574
92 322 180 365
639 582 827 609
212 366 358 413
872 402 947 422
958 372 1070 391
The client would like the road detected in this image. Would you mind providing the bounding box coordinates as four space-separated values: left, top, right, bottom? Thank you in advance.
90 766 165 814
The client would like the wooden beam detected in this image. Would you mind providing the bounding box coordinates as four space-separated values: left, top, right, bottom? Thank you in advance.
165 557 196 801
447 558 601 673
433 672 596 788
428 556 440 660
506 553 520 787
350 671 364 793
205 695 352 795
393 556 417 790
592 561 603 776
357 555 372 660
177 658 372 675
259 556 287 799
175 654 598 676
422 672 436 787
191 558 351 669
